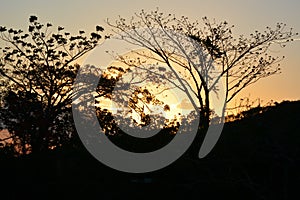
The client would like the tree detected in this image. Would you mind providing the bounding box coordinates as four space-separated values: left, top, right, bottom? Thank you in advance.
106 9 297 158
94 65 179 152
0 16 104 155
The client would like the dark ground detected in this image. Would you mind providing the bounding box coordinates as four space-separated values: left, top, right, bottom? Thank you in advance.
1 101 299 200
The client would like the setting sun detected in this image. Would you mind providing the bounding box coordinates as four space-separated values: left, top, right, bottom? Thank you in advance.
0 1 299 199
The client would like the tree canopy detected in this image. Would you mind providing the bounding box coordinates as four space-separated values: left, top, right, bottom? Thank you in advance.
0 11 297 158
0 16 104 154
106 9 297 157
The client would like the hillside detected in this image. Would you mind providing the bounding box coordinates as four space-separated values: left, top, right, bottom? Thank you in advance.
0 100 299 200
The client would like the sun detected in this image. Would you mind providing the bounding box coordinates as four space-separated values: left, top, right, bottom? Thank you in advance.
92 47 202 129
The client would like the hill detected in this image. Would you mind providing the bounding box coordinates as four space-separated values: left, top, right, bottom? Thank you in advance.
0 100 299 200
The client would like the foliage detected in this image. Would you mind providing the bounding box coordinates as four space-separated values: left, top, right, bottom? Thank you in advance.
0 16 104 154
108 9 297 112
107 9 297 157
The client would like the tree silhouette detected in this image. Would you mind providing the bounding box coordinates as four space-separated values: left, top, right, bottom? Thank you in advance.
0 16 104 154
92 64 183 152
107 9 298 158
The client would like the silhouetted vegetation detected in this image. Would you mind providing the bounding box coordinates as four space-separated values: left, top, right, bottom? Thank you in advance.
107 9 298 158
0 16 103 155
1 100 299 199
1 14 299 199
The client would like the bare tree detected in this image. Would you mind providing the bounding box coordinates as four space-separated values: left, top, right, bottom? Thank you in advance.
106 9 297 158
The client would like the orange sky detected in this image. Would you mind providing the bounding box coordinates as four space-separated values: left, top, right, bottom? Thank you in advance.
1 0 299 110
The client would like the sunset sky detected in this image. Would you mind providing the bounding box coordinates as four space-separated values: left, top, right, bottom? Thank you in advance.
1 0 299 110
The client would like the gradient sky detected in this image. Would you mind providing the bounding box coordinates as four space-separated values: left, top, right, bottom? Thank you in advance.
1 0 299 109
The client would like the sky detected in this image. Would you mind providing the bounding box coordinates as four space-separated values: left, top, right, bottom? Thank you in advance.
1 0 300 110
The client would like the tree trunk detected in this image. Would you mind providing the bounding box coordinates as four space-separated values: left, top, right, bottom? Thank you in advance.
185 110 210 159
30 117 49 155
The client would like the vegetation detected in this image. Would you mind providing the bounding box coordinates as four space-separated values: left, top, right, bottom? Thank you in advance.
107 9 298 157
0 100 299 199
0 12 299 199
0 16 103 154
